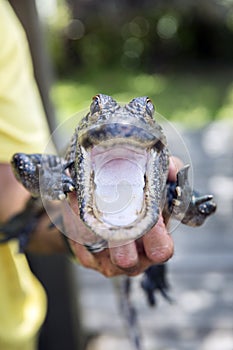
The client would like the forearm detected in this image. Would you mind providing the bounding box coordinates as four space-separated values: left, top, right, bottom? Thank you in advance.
0 164 30 222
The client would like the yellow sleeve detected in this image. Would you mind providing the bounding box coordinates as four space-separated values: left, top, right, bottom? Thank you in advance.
0 0 53 163
0 241 47 350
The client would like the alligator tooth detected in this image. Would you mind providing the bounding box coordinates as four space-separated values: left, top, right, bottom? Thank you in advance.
173 199 181 206
58 193 66 200
175 186 182 197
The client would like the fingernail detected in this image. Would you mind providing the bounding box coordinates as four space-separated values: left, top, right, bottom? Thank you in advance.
148 245 172 261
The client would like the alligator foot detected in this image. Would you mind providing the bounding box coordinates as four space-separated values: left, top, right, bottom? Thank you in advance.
172 165 217 226
141 264 172 307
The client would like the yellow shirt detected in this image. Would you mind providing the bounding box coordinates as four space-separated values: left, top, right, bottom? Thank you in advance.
0 0 52 162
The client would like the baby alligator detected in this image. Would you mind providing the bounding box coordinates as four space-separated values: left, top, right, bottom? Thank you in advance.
11 94 216 249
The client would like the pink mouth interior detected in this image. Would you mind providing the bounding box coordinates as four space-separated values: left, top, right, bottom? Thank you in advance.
91 146 147 226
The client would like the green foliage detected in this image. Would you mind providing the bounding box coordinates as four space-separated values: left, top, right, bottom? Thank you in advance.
46 1 233 128
44 0 233 75
51 67 233 128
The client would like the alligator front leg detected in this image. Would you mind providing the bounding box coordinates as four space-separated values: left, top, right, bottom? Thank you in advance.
11 153 75 200
170 165 217 226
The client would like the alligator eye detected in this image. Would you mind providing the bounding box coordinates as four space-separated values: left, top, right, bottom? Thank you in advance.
90 95 101 114
146 98 154 117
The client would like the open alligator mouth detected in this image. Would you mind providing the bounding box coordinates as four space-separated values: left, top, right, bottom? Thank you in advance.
77 121 169 243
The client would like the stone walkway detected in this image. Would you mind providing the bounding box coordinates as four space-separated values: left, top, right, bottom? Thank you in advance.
74 120 233 350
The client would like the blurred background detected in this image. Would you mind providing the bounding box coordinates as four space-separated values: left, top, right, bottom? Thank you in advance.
10 0 233 350
36 0 233 127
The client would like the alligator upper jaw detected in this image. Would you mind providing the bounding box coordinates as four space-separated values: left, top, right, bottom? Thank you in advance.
78 119 166 150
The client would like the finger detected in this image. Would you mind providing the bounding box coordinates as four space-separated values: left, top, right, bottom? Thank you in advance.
142 216 174 264
70 240 131 277
67 191 79 214
66 193 136 276
69 239 97 268
168 156 184 181
94 249 127 277
110 240 139 272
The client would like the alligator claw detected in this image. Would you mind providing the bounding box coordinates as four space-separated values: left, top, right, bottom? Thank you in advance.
194 194 213 205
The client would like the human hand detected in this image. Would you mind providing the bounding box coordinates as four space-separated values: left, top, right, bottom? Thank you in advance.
66 156 183 277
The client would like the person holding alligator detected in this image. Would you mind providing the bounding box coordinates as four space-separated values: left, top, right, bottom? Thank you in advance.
0 2 216 350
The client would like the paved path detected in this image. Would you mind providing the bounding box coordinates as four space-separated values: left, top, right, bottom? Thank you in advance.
74 120 233 350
